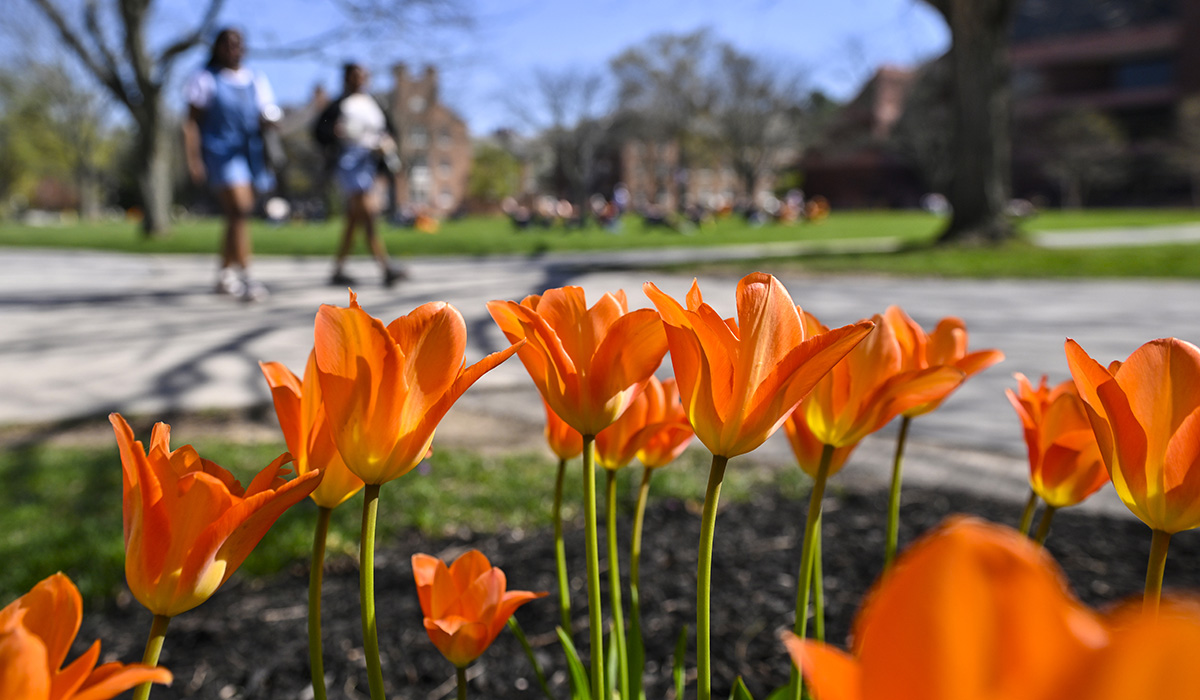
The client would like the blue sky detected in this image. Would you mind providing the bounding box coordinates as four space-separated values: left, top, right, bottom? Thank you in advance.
15 0 950 136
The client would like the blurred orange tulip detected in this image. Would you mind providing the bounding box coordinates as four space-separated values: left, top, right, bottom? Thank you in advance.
595 376 693 471
1047 599 1200 699
785 313 965 476
412 550 545 668
0 573 172 699
1006 373 1107 508
488 287 667 436
885 307 1004 417
644 274 873 458
110 413 321 617
783 517 1107 700
261 352 364 509
1065 337 1200 534
315 292 522 485
542 398 583 461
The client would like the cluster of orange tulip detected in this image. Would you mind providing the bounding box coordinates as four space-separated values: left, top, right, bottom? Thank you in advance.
4 271 1200 700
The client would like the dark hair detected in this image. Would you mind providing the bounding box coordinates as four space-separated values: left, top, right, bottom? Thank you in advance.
343 62 363 80
207 28 243 69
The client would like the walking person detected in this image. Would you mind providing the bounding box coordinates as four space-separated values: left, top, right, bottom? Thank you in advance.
183 27 279 301
314 62 406 287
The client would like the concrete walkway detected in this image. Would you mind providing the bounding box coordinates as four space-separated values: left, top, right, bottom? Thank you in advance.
3 231 1198 519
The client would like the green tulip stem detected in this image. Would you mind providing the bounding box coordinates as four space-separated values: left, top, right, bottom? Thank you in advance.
554 457 573 636
1032 505 1058 546
360 483 385 700
1018 490 1039 536
790 443 834 700
457 666 469 700
606 469 630 700
697 453 730 700
581 436 605 700
884 416 912 571
1144 529 1172 616
309 506 332 700
630 467 653 700
813 514 825 643
132 614 171 700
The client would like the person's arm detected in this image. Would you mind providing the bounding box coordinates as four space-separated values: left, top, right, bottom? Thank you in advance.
182 71 211 185
183 104 206 186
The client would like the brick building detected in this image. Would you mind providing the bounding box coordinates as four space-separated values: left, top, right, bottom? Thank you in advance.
389 64 471 216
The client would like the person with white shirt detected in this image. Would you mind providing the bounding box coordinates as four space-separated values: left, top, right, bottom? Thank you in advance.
315 63 406 288
182 28 279 301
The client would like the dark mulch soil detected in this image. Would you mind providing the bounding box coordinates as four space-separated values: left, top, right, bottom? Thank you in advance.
81 485 1200 700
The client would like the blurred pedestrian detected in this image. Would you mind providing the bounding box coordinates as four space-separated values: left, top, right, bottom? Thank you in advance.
315 62 406 287
183 27 279 301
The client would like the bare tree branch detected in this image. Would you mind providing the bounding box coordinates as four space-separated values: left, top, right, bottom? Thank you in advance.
159 0 227 67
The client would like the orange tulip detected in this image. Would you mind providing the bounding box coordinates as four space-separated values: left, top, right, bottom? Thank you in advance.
412 550 546 668
1065 337 1200 534
644 274 874 459
110 413 321 617
785 313 966 476
885 306 1004 417
783 517 1107 700
634 377 695 469
315 292 523 485
1048 599 1200 699
261 352 365 509
487 287 668 436
1006 373 1107 508
542 398 583 461
595 376 693 471
0 573 172 700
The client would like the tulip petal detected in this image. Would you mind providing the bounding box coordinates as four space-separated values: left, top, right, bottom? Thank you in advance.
412 553 442 615
1114 338 1200 465
1161 406 1200 532
14 571 81 673
0 619 50 699
72 662 174 700
783 635 863 700
425 618 490 668
52 640 100 699
259 361 304 462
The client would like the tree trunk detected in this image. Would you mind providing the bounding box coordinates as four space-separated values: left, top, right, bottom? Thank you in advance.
935 0 1017 245
135 102 174 237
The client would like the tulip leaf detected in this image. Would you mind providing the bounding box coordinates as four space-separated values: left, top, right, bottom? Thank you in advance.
763 686 790 700
607 628 618 697
556 626 592 700
729 677 755 700
507 618 555 700
673 625 688 700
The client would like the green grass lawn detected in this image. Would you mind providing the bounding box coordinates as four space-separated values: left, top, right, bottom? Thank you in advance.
699 240 1200 279
0 438 805 605
2 208 1198 278
0 211 941 257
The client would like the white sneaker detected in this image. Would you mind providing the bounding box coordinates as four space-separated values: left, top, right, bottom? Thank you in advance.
215 268 245 296
241 276 269 302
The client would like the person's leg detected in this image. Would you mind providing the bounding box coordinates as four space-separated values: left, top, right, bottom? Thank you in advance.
360 185 406 286
218 184 265 299
331 195 360 284
214 185 253 295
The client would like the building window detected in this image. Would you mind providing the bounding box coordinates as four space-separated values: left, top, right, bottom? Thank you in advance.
410 165 432 205
437 189 455 210
1115 57 1174 91
438 157 453 177
408 95 426 113
437 127 452 148
408 126 428 148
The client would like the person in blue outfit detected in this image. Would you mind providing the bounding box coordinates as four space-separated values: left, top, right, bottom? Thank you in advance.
183 28 280 301
314 62 406 287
